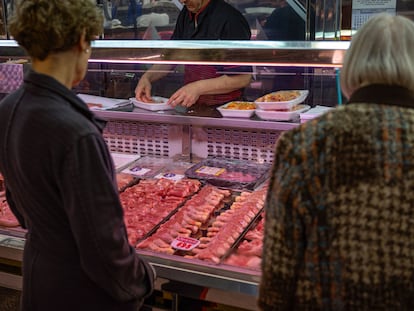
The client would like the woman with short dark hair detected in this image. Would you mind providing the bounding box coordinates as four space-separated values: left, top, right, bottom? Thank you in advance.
0 1 155 310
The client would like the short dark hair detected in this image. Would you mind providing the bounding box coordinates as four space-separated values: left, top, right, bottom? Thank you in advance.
9 0 103 60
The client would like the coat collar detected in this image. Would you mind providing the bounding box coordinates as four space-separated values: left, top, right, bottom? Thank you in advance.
348 84 414 109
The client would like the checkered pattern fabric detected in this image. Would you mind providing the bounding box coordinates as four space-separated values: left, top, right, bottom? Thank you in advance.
259 103 414 310
0 64 24 93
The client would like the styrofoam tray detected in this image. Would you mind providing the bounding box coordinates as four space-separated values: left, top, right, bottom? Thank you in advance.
130 96 173 111
255 105 310 121
217 101 256 118
300 105 334 122
77 94 130 110
254 90 309 110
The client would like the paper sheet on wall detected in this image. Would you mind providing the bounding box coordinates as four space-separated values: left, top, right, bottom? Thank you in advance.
352 0 396 31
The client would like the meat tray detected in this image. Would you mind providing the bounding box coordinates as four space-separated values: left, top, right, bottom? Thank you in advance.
254 90 309 110
255 104 311 121
130 97 173 111
216 101 256 118
135 185 268 269
184 157 271 190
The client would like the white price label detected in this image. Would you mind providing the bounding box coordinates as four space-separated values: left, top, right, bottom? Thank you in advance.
195 166 225 176
171 236 200 251
154 172 184 181
124 166 151 176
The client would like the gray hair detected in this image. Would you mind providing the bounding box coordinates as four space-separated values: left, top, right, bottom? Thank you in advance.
340 13 414 99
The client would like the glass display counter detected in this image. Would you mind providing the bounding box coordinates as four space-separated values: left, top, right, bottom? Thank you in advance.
0 39 349 310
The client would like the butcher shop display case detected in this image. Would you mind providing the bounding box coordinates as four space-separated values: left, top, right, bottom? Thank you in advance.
0 39 349 310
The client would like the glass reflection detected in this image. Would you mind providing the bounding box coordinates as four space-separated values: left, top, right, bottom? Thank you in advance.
98 0 307 40
2 0 414 41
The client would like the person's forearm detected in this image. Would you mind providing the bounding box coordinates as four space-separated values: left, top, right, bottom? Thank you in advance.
194 74 252 96
141 64 174 82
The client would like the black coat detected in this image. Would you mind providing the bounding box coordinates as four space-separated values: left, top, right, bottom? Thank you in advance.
171 0 251 40
0 70 155 311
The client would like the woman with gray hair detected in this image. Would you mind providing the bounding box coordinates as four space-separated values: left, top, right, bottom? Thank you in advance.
0 1 155 310
259 13 414 310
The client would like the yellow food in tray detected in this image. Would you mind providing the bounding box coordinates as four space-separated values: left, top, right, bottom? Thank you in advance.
222 101 256 110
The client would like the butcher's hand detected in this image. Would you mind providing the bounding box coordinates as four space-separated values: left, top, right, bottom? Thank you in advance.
168 82 201 108
135 76 153 102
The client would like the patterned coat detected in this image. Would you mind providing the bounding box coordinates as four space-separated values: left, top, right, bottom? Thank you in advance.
259 84 414 310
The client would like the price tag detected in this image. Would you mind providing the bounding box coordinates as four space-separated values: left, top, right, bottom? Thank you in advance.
124 166 151 176
154 172 184 181
171 236 200 251
195 166 225 176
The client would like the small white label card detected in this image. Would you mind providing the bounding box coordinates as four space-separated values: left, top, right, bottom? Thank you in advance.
171 236 200 251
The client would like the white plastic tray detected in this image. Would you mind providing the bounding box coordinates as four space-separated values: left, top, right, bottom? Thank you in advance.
217 101 256 118
300 105 334 123
255 105 310 121
77 94 130 110
254 90 309 110
130 96 173 111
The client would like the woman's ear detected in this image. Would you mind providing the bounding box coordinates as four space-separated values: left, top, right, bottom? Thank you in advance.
78 30 90 53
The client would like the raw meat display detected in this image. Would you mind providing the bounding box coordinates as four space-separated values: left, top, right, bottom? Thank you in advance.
0 198 19 227
0 162 269 276
220 184 268 270
0 176 19 227
136 185 231 254
116 172 138 192
222 213 265 270
188 186 267 264
120 178 201 245
185 157 271 190
136 184 267 266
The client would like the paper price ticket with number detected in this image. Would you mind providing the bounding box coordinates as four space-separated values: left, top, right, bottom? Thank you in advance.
171 236 200 251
